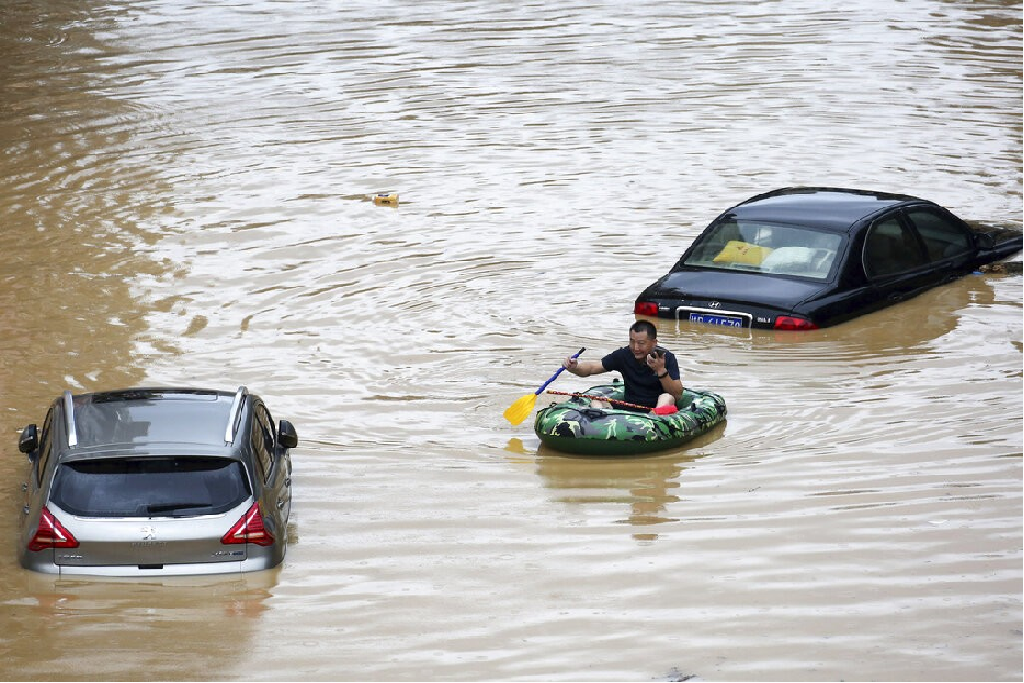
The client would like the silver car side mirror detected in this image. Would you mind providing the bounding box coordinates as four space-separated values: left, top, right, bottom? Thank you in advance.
19 424 38 456
278 420 298 450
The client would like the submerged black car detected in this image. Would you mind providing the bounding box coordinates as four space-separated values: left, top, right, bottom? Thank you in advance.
634 187 1022 330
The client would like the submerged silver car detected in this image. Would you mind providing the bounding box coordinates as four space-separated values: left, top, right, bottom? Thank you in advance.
16 386 297 576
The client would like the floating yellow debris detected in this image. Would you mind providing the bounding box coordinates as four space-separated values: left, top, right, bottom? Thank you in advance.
372 192 399 206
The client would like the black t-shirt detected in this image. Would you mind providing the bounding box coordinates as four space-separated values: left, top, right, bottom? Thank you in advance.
600 346 680 408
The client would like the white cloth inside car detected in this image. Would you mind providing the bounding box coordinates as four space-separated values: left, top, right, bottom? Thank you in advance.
761 247 833 276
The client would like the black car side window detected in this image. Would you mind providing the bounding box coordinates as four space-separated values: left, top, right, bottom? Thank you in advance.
904 209 972 261
863 218 926 279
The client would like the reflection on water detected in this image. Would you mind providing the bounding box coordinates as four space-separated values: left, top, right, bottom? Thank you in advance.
0 0 1020 680
3 572 276 681
539 455 685 528
658 272 997 356
536 424 726 541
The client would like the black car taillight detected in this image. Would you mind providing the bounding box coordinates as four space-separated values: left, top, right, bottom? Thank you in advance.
634 301 659 317
774 316 819 331
28 507 79 551
221 502 274 547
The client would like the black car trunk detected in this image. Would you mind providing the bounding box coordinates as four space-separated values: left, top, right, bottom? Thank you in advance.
648 268 831 314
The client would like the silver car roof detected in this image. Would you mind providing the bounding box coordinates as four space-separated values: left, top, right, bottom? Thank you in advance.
58 386 250 462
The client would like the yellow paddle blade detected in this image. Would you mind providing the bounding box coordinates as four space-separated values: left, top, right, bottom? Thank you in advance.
503 393 538 425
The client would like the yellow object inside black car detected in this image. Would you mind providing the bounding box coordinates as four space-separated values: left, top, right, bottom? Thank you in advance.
713 240 774 265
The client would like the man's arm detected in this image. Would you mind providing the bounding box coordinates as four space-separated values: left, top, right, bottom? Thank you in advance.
564 356 606 378
658 374 684 400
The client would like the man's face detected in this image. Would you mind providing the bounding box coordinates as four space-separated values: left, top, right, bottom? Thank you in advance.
627 330 656 360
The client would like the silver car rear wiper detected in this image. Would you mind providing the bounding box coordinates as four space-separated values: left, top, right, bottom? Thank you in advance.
145 502 210 516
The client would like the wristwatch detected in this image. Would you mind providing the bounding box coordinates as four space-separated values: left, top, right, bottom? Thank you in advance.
657 371 668 379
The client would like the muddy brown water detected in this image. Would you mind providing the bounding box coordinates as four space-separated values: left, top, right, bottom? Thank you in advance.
1 1 1020 681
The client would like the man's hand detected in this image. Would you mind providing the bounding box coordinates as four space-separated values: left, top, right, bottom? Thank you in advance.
646 350 666 374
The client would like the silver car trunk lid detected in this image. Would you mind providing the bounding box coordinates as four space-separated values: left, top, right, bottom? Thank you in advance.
50 505 249 568
44 455 255 570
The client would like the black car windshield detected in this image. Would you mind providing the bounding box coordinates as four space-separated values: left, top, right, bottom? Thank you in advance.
684 219 843 280
50 457 250 518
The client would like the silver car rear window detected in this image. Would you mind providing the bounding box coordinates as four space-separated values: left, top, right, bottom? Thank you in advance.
50 457 250 518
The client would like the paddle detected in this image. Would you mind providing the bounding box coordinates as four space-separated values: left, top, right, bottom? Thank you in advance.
503 347 586 425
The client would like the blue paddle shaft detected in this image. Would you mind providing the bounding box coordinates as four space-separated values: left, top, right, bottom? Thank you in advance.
534 347 586 395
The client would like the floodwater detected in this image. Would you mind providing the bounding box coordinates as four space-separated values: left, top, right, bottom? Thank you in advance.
0 0 1021 680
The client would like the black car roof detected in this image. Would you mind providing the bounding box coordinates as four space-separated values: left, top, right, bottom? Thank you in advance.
726 187 924 233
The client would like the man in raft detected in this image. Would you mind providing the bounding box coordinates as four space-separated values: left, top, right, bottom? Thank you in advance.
561 320 682 414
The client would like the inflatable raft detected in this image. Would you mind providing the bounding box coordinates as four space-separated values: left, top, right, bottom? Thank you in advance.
534 382 727 456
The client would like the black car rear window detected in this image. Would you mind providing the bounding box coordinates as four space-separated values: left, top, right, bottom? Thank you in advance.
685 219 842 279
49 457 250 518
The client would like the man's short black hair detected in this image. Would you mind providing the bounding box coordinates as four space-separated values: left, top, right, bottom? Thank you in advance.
630 320 658 339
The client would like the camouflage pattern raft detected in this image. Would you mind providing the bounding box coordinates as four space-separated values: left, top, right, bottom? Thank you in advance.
534 383 727 456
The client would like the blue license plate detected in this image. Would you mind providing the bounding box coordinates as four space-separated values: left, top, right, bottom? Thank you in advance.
690 313 744 328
